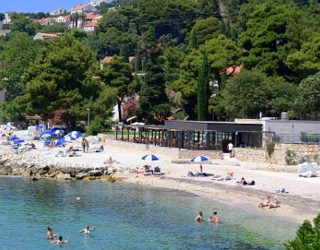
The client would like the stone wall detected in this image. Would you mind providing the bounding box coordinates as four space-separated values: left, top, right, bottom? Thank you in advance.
178 149 223 160
103 137 223 160
234 144 320 165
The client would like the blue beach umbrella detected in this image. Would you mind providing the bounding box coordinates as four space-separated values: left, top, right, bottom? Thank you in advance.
56 138 66 147
10 135 20 141
13 139 25 145
35 124 45 131
40 130 53 139
191 155 209 163
141 154 159 161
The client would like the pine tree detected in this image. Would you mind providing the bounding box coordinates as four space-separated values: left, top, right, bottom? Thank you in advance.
197 52 209 121
189 30 198 50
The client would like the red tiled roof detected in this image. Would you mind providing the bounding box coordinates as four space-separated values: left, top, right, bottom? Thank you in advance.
84 22 97 28
101 56 113 64
85 13 95 20
226 65 242 76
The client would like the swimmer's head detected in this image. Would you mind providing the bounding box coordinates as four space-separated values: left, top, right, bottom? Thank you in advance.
199 211 203 216
213 212 217 215
59 236 63 241
48 226 52 231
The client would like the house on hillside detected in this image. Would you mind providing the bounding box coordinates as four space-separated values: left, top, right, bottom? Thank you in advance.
35 17 56 26
34 32 61 40
50 8 66 16
3 12 12 25
0 30 10 37
84 22 98 33
71 3 96 14
226 65 242 76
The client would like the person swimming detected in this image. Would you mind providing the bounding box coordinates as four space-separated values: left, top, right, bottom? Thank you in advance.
80 224 95 234
209 212 220 223
47 226 57 240
195 211 205 222
53 235 68 245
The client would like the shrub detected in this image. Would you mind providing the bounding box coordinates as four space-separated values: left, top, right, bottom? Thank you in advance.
285 150 297 165
285 213 320 250
266 142 275 157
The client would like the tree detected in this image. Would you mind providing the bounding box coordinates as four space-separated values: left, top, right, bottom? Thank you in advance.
286 33 320 83
98 10 129 32
99 56 133 122
239 1 305 76
0 13 5 22
197 52 209 120
0 32 42 120
285 213 320 250
167 50 202 119
136 48 170 124
9 14 38 36
204 34 241 86
189 17 222 46
293 72 320 120
222 70 296 119
16 34 103 129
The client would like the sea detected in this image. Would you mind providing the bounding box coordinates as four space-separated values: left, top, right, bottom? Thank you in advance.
0 177 297 249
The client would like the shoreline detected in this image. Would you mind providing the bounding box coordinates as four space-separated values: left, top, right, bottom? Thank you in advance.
1 139 320 225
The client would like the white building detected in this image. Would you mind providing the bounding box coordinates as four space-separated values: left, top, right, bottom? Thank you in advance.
50 8 66 16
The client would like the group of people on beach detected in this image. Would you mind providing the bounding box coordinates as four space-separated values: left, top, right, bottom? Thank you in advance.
47 224 95 245
195 211 220 223
258 195 281 209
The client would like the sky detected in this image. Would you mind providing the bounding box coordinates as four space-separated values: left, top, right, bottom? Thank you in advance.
0 0 89 13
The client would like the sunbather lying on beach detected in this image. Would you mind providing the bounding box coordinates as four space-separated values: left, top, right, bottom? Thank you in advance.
269 196 281 209
237 177 255 185
258 196 271 208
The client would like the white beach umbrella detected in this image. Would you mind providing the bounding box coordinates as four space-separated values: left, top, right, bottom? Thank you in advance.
191 155 209 163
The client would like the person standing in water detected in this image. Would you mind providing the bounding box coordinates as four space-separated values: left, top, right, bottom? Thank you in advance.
80 224 95 233
210 212 220 223
47 226 57 240
195 211 205 222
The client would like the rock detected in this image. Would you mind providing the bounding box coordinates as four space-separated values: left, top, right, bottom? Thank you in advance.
88 170 103 177
22 169 32 177
70 169 77 178
60 167 72 174
48 172 58 178
0 166 12 175
75 172 89 179
38 168 49 176
56 172 71 180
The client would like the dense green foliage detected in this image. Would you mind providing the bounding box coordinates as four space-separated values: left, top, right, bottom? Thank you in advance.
285 213 320 249
1 0 320 131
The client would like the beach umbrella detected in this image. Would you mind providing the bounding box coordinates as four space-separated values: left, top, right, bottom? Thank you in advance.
141 154 159 161
10 135 20 141
65 131 83 140
35 124 45 131
13 139 25 145
191 155 209 163
56 137 66 147
40 130 53 139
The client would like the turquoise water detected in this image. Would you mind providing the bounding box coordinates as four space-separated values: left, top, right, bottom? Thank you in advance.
0 177 296 249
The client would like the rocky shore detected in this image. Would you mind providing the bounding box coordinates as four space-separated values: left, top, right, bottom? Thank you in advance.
0 152 121 181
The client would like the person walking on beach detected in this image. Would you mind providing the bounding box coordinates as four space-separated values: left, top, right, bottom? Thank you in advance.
80 224 95 234
200 164 203 173
82 138 89 153
227 142 233 157
195 211 205 222
47 226 57 240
